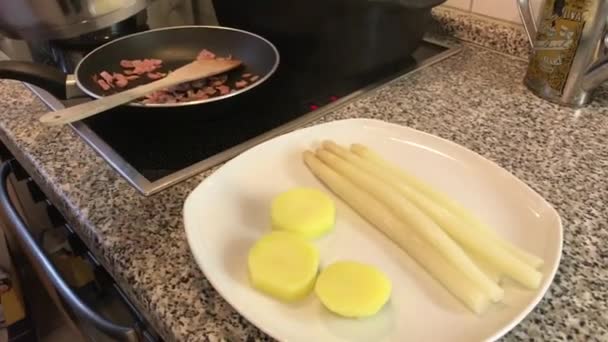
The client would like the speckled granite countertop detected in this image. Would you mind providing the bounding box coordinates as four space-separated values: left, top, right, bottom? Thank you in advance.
0 43 606 341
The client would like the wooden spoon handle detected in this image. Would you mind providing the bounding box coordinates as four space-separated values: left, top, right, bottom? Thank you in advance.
38 59 242 126
38 76 178 126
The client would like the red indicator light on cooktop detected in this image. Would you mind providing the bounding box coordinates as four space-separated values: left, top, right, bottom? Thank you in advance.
309 104 320 110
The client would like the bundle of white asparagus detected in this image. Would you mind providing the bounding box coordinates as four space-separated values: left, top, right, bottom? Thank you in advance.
302 141 544 314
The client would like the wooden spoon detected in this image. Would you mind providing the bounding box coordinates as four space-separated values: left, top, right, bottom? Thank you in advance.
38 58 242 126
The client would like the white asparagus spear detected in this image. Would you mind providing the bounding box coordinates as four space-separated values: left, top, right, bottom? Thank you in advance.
323 141 541 289
470 253 503 284
315 149 505 302
302 151 492 314
350 143 544 269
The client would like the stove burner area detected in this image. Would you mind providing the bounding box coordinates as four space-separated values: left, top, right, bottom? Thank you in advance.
29 38 460 195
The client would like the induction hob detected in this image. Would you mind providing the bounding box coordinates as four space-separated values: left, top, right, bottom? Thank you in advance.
24 37 460 195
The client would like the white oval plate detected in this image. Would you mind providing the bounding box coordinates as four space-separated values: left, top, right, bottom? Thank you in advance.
184 118 562 342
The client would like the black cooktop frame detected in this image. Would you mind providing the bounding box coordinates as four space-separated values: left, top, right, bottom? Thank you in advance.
29 37 461 195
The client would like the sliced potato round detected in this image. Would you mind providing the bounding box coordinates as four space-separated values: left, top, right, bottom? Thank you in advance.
270 187 335 238
248 231 319 301
315 261 392 318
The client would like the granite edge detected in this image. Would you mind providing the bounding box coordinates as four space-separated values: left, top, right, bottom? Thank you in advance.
0 116 177 340
432 7 531 59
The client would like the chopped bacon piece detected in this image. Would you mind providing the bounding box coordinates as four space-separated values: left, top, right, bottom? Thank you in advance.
249 75 260 82
97 79 111 91
130 59 161 75
148 59 162 66
242 73 252 78
144 91 159 100
235 80 248 89
144 90 169 103
146 72 167 80
209 74 228 86
211 78 226 86
125 75 140 81
191 89 209 100
158 93 174 103
113 73 129 88
99 71 114 86
203 86 217 95
120 59 136 68
216 85 230 95
197 49 216 60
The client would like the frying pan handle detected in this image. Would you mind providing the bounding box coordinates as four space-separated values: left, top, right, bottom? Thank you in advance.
0 61 68 99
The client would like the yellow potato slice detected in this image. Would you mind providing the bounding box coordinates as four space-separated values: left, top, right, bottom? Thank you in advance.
270 187 335 238
315 261 392 318
248 231 319 301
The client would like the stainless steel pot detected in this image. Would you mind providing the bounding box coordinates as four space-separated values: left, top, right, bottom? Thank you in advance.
0 0 154 40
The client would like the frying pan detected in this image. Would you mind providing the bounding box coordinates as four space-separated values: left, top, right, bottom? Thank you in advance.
0 26 280 108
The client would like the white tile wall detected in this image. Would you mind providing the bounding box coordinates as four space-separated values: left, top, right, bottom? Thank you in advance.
441 0 543 25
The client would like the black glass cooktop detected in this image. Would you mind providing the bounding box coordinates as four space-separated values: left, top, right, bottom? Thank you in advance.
78 40 449 185
9 37 462 195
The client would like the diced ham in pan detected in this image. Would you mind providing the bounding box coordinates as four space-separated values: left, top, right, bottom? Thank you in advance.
113 73 129 88
92 49 260 104
197 49 216 60
146 72 167 80
203 86 217 95
97 79 111 91
120 59 135 68
216 85 230 95
99 71 114 87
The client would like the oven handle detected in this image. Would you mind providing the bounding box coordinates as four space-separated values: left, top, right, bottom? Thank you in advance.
0 161 140 342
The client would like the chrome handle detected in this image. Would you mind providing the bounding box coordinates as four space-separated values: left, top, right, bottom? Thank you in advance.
582 55 608 91
0 161 140 342
517 0 537 47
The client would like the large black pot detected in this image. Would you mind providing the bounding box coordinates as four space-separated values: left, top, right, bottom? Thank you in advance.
212 0 445 76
